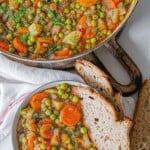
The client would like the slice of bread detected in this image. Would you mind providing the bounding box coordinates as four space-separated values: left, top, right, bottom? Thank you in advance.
130 80 150 150
75 60 124 120
72 86 132 150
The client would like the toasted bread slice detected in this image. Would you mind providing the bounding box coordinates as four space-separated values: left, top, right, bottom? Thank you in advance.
75 60 124 119
72 86 132 150
130 80 150 150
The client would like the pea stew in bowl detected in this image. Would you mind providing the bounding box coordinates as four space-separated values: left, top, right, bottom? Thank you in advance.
12 81 97 150
0 0 132 60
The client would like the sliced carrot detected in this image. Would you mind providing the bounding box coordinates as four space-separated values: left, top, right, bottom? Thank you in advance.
77 15 88 29
37 37 53 44
0 40 9 51
13 37 27 53
30 92 49 112
18 27 28 34
102 0 116 9
27 134 36 150
33 0 40 8
53 49 72 59
60 104 81 126
79 0 98 7
39 118 53 125
83 26 96 39
113 0 120 4
40 124 53 139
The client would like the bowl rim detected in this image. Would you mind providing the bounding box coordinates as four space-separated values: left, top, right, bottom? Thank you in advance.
11 80 93 150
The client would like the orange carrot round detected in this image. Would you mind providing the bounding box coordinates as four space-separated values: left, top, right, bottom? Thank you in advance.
39 118 53 125
60 104 81 126
83 27 96 39
40 124 53 139
79 0 98 7
0 40 9 51
30 92 49 112
13 37 27 53
33 0 40 8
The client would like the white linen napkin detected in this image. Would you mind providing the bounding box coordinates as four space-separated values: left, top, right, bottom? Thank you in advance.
0 54 136 149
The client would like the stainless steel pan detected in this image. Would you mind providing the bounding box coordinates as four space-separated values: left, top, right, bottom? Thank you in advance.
0 0 142 96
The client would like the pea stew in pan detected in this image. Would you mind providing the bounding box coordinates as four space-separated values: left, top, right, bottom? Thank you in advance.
0 0 131 60
17 83 97 150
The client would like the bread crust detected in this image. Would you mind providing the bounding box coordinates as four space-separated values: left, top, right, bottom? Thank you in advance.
72 86 132 150
75 60 114 96
130 79 150 150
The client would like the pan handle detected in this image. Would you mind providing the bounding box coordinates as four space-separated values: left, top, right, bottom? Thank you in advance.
90 36 142 96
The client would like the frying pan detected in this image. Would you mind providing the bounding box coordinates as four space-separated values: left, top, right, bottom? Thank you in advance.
0 0 142 96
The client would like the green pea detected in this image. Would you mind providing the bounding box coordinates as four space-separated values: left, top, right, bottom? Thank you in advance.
41 103 46 110
18 0 24 4
39 12 46 18
53 35 59 42
27 40 33 46
89 147 97 150
107 30 112 36
40 143 46 150
61 93 69 99
90 38 96 44
6 34 13 40
120 15 125 21
28 47 34 52
99 11 105 19
22 137 27 143
37 8 41 14
46 32 51 36
9 47 15 53
45 110 52 116
60 147 66 150
51 146 57 150
92 15 98 20
60 17 65 22
102 29 107 35
20 109 27 116
91 20 97 27
53 0 59 3
53 110 59 115
58 33 64 38
85 43 91 49
29 35 36 43
59 0 63 2
60 83 68 90
96 4 101 10
70 3 75 8
76 3 80 9
28 14 33 21
80 127 88 134
66 24 72 30
50 114 56 120
64 8 69 13
72 95 79 103
38 2 43 8
58 89 65 95
1 3 7 8
66 18 72 25
45 99 51 106
64 137 71 144
38 137 42 141
0 28 4 34
16 23 21 29
68 144 73 149
81 6 86 11
70 10 75 15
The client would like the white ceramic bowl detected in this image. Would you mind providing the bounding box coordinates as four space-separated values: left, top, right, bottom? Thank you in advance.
11 80 92 150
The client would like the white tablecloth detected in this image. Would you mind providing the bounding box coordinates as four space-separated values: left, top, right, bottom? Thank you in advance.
0 0 150 149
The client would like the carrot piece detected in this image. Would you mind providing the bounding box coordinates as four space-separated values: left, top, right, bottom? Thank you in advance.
102 0 116 9
39 118 53 125
0 40 9 51
79 0 98 7
30 92 49 112
28 118 37 132
18 27 28 34
113 0 120 4
13 37 27 53
60 104 81 126
27 134 36 150
53 49 72 60
83 26 96 39
40 124 53 139
37 37 53 44
33 0 40 8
